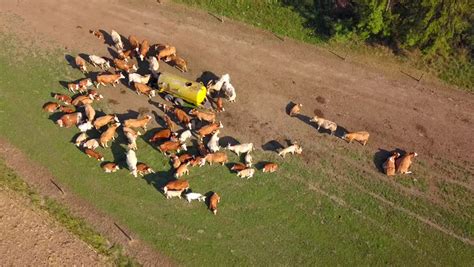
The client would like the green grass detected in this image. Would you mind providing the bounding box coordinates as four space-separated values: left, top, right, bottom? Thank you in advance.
0 34 473 265
173 0 474 91
0 158 136 266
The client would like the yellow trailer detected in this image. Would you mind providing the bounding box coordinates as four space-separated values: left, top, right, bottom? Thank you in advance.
157 72 207 106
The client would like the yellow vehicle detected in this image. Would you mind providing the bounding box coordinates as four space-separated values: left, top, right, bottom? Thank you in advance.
157 72 207 106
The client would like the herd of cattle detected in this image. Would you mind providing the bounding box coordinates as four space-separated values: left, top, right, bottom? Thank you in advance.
42 29 418 215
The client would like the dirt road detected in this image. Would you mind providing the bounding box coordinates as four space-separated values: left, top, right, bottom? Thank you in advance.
0 188 104 265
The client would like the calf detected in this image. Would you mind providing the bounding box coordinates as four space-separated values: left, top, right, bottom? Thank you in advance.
84 104 96 122
209 192 220 215
84 148 104 161
206 74 229 95
396 152 418 174
310 116 337 135
226 143 254 156
163 114 178 132
289 103 302 117
89 29 104 41
230 162 246 172
134 82 156 98
68 82 80 93
179 130 192 144
59 105 75 113
87 89 104 100
75 56 87 73
278 144 302 158
128 35 140 52
185 192 206 203
72 94 94 106
53 93 72 105
159 140 187 154
57 112 82 128
178 153 193 163
170 155 181 169
100 122 121 148
244 153 253 167
189 109 216 123
111 30 124 51
74 132 88 147
96 73 125 88
89 55 110 70
82 138 100 150
189 156 206 167
43 102 60 112
204 152 228 165
137 162 155 176
78 78 93 94
215 97 224 112
383 152 400 176
207 130 220 153
128 73 151 85
114 58 137 73
165 189 185 199
102 162 119 173
197 121 223 140
156 44 176 61
123 126 142 150
174 162 190 178
94 114 119 130
262 163 278 173
78 121 93 132
222 82 236 102
343 131 370 146
118 49 133 62
163 179 189 193
147 56 159 77
126 149 138 177
164 54 187 72
124 114 153 131
173 108 192 129
139 39 150 61
237 168 255 179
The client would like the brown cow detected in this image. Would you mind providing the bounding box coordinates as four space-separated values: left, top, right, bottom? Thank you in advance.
262 163 278 173
100 122 121 148
102 162 119 173
173 107 192 129
209 192 220 215
197 121 223 140
53 93 72 105
94 114 119 130
139 39 150 61
163 179 189 193
383 152 400 176
75 56 87 73
96 73 125 88
128 35 140 51
134 82 156 98
189 109 216 123
114 58 137 73
149 128 175 142
156 44 176 61
204 152 228 165
84 148 104 161
163 114 178 132
56 112 82 128
396 152 418 174
159 140 187 154
137 163 155 176
124 115 153 131
42 102 60 112
164 54 187 72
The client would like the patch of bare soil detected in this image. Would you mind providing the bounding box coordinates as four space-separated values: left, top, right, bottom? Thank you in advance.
0 139 174 267
0 188 104 265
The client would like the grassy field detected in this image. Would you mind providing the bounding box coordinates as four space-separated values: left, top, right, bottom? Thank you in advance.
173 0 474 91
0 34 473 265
